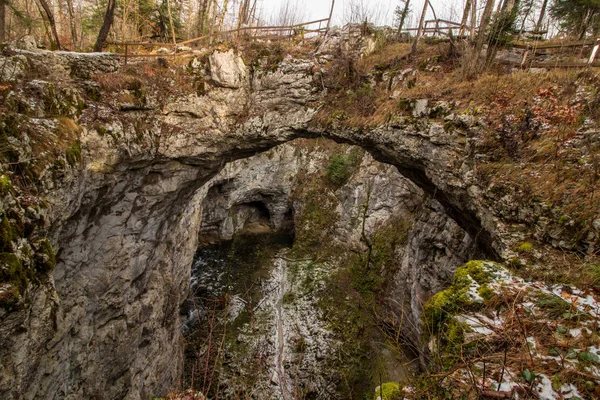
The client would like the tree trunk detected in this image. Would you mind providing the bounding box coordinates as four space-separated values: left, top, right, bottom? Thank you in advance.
410 0 429 56
535 0 548 32
579 9 592 39
396 0 410 35
237 0 251 28
217 0 229 33
459 0 472 37
249 0 258 25
65 0 77 48
93 0 116 52
38 0 61 49
198 0 210 36
470 0 477 40
208 0 217 44
475 0 495 54
166 0 176 45
500 0 515 13
0 0 5 43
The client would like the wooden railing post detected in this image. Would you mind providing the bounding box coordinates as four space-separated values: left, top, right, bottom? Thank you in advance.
520 47 529 68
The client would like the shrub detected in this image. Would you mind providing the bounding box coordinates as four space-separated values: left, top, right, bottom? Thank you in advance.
326 150 362 187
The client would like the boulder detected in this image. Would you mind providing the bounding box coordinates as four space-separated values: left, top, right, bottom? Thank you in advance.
209 49 248 89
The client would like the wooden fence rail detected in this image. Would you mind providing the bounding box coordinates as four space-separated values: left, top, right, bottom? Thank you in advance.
399 17 600 69
109 14 600 70
108 17 331 63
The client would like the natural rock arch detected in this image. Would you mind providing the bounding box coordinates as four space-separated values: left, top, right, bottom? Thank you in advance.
1 47 501 399
42 126 496 399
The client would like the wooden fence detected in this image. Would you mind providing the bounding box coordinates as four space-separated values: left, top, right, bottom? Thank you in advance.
109 13 600 70
108 18 331 63
512 37 600 68
400 17 600 69
399 19 473 38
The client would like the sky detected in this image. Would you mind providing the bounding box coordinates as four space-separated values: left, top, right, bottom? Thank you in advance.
256 0 467 28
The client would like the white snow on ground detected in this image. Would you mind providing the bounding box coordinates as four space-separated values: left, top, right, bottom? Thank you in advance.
443 262 600 400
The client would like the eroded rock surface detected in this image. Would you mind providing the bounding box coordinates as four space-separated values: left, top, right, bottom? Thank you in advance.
1 34 504 399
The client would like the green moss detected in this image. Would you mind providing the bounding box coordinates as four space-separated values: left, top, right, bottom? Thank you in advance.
423 261 499 336
583 264 600 287
454 260 493 285
0 215 17 253
0 174 12 196
66 140 82 166
445 319 468 355
516 241 533 253
374 382 401 400
34 239 56 273
423 288 466 335
478 284 495 302
0 252 29 294
536 292 573 318
506 256 524 269
282 291 296 304
292 188 339 255
6 210 24 237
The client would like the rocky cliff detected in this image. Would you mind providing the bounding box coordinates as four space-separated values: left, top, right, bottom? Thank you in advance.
1 28 596 399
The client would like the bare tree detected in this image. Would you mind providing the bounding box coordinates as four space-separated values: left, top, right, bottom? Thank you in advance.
37 0 61 49
326 0 335 31
93 0 116 51
217 0 230 32
345 0 385 25
459 0 473 37
65 0 77 47
519 0 535 34
535 0 549 32
470 0 477 39
271 0 306 27
197 0 210 35
475 0 496 53
411 0 429 55
238 0 251 27
166 0 176 44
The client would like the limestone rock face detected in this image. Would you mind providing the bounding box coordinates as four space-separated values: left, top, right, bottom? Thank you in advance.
0 32 503 400
209 49 248 88
3 47 120 80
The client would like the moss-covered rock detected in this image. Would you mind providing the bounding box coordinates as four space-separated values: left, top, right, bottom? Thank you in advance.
0 174 12 196
0 215 17 253
33 239 56 273
66 140 82 166
0 252 29 293
374 382 402 400
422 261 501 347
